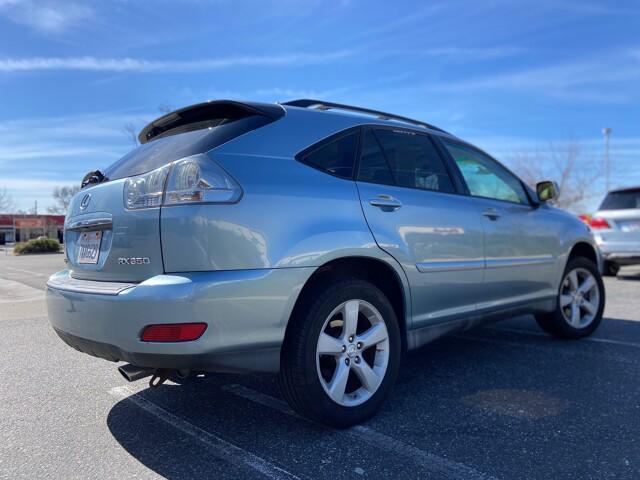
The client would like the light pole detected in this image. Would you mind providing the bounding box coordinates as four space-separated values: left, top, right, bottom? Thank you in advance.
602 127 612 192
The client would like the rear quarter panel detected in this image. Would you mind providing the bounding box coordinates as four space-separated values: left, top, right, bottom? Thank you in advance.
160 152 381 271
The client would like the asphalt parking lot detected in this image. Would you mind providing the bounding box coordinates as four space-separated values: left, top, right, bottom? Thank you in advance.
1 252 639 479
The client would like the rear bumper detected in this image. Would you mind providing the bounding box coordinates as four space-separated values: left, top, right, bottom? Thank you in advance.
595 239 640 265
46 267 314 373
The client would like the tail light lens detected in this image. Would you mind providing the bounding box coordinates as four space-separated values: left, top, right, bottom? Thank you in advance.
141 323 207 342
124 154 241 210
589 217 611 229
124 164 171 209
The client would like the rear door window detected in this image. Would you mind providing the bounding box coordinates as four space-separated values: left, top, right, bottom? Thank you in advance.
358 128 455 193
357 129 395 186
298 130 358 179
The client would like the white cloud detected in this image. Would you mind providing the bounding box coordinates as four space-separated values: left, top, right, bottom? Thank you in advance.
1 178 76 190
0 50 357 73
0 0 93 33
427 55 640 102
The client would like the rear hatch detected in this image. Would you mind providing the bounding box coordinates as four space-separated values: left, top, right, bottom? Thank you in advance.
593 189 640 248
65 178 164 282
65 100 284 283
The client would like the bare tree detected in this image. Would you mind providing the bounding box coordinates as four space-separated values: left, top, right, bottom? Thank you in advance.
0 188 14 212
122 105 172 147
508 141 601 212
122 122 139 146
47 186 80 214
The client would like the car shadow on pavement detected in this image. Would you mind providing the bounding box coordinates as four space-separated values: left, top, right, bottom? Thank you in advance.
106 316 640 479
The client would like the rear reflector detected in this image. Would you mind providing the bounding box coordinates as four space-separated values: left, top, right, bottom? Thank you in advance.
141 323 207 342
589 217 611 229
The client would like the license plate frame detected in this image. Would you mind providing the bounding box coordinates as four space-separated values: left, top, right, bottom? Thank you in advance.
77 230 103 264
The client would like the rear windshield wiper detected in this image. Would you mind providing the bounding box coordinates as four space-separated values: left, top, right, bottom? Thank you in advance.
81 169 107 189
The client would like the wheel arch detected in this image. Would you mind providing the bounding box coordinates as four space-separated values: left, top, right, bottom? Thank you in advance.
285 255 411 352
568 241 599 267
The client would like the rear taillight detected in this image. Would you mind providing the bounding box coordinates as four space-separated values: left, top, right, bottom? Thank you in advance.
589 217 611 229
141 323 207 342
123 153 241 210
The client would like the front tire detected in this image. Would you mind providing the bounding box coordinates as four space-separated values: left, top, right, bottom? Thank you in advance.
535 257 605 339
279 279 401 427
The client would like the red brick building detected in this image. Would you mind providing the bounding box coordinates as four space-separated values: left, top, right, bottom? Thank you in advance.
0 214 64 245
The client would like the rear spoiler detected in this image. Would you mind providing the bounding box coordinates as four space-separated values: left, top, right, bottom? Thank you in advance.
138 100 285 144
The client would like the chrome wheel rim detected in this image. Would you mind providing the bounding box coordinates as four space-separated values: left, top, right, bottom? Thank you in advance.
560 268 600 328
315 299 390 407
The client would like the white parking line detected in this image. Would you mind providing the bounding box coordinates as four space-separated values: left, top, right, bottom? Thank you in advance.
489 326 640 349
109 386 300 480
222 384 496 480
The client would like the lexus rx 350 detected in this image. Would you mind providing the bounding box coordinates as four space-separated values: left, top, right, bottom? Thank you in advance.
47 99 605 427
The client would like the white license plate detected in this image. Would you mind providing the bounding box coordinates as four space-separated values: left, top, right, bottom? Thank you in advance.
77 230 103 264
621 221 640 232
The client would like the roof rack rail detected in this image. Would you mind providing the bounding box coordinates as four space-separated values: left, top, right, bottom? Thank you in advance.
282 99 448 134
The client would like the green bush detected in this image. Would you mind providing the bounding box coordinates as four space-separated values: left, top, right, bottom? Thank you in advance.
14 237 61 255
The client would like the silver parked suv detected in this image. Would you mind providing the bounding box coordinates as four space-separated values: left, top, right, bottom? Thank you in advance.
47 99 605 426
589 187 640 276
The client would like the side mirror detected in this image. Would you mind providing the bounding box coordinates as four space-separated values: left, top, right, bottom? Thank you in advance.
536 180 559 203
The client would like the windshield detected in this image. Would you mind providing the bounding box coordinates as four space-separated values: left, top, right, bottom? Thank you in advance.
599 190 640 210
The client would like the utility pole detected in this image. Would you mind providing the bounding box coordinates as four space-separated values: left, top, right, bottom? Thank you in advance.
602 127 612 192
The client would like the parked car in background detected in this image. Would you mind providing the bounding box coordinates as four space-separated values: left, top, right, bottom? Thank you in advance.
47 99 606 427
589 187 640 276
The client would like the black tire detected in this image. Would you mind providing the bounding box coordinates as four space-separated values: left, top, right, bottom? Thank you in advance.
279 278 401 428
535 257 605 339
603 260 619 277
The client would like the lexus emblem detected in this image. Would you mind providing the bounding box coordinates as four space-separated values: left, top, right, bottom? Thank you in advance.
80 193 91 211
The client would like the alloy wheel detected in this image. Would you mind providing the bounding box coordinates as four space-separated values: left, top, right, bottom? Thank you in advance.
559 268 601 328
315 299 390 407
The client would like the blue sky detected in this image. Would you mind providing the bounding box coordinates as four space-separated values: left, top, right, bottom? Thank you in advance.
1 0 639 212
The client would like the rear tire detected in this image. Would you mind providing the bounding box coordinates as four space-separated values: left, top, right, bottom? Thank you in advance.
603 260 619 277
535 257 605 339
279 278 401 428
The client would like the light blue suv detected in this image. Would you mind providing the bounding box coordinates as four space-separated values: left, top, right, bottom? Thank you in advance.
47 99 605 426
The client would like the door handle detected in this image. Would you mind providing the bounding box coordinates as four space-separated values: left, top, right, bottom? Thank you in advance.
482 208 501 220
369 195 402 210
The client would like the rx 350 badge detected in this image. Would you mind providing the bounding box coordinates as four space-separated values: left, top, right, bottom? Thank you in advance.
118 257 151 265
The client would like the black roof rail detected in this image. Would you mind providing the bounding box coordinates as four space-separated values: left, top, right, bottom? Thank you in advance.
282 99 448 134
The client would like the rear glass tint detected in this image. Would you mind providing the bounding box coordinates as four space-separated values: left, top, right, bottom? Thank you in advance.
358 129 394 185
103 115 272 181
374 129 454 193
299 131 358 179
600 190 640 210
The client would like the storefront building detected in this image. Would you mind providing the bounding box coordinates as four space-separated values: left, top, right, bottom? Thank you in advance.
0 215 64 245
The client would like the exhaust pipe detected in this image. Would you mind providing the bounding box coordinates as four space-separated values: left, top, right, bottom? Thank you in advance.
118 364 156 382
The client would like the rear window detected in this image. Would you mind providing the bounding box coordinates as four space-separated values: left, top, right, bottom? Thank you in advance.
297 130 358 179
103 115 272 181
600 190 640 210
